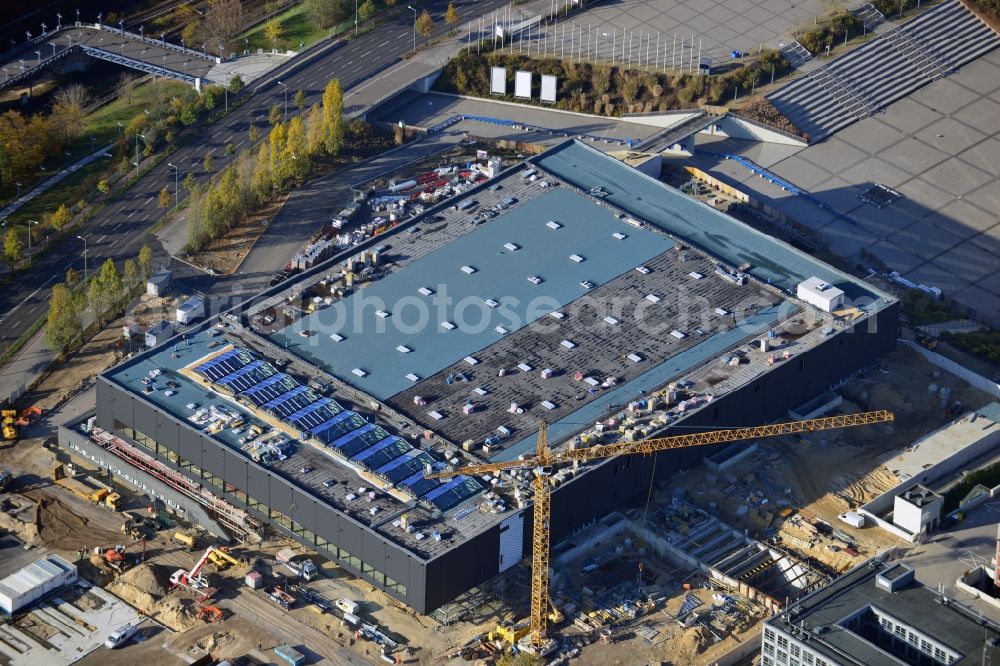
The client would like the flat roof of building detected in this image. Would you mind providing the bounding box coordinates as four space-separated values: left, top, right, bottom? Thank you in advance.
271 186 674 401
889 402 1000 482
534 141 892 307
104 141 896 562
771 558 1000 665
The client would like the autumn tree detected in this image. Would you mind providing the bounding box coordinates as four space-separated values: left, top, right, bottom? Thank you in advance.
294 89 306 111
304 0 349 28
416 9 434 38
93 258 124 320
229 74 245 93
268 121 291 189
264 19 283 48
268 104 282 126
321 79 344 155
51 83 90 144
123 258 140 294
251 142 272 202
50 203 72 230
285 115 310 180
138 243 153 278
306 103 323 156
98 179 110 194
358 0 376 22
158 186 172 218
46 283 79 354
203 0 244 47
116 71 141 105
444 2 459 26
203 152 214 172
3 230 22 269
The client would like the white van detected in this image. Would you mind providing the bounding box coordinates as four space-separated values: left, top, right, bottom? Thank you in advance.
105 623 138 648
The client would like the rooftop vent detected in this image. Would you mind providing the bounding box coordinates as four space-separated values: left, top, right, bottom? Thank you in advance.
546 221 562 230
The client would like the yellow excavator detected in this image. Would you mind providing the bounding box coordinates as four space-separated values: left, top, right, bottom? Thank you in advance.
2 410 17 440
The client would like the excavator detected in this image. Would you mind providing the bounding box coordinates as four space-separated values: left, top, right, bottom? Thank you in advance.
103 538 147 573
207 546 246 571
426 410 894 653
197 605 224 623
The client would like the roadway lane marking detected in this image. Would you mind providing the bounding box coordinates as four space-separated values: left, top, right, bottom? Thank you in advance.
378 39 390 47
141 213 150 221
128 211 137 218
98 235 106 243
113 224 122 231
144 196 154 205
110 239 118 247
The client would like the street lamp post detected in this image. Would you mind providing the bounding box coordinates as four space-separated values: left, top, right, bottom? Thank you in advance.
134 132 146 178
167 163 178 207
25 219 38 265
355 0 359 35
407 6 417 54
77 235 88 282
276 80 288 120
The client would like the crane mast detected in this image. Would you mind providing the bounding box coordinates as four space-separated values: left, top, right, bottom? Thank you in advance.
426 410 894 650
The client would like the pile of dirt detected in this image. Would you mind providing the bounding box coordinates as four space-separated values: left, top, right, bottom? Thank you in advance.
675 625 712 655
0 498 39 542
196 631 235 653
117 563 167 597
153 595 200 631
34 497 120 551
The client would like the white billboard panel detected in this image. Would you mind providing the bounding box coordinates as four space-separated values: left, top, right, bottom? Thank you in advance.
540 75 557 103
490 67 507 95
514 70 532 99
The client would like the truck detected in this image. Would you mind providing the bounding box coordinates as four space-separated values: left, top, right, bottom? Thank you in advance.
2 410 17 440
276 548 317 581
335 598 359 615
274 643 305 666
52 464 121 510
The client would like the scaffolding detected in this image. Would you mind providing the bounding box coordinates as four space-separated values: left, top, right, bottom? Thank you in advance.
90 427 264 542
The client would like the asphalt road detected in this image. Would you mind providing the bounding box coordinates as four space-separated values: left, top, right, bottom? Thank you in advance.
0 0 510 351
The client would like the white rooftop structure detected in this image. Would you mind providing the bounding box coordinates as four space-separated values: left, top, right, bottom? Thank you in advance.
0 554 78 614
796 276 845 313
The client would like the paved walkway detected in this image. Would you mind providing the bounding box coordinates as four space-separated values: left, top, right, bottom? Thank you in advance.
0 142 113 223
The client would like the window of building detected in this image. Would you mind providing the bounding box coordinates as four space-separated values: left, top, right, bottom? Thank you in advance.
791 644 800 658
776 650 787 664
764 641 775 655
803 653 813 665
163 449 179 466
763 657 774 666
894 624 906 639
934 648 946 661
777 635 789 649
271 510 292 529
765 628 775 641
921 639 932 654
907 630 919 646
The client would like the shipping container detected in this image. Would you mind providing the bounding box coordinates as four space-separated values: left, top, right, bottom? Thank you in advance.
274 643 305 666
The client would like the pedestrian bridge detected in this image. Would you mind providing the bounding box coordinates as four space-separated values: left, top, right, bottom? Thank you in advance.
0 22 222 91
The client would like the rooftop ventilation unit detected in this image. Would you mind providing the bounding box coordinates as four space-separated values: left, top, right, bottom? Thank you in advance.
396 345 411 353
604 316 619 326
549 311 565 320
689 272 704 280
541 400 557 410
375 310 390 318
560 340 576 349
329 333 345 342
441 321 456 330
473 387 488 396
460 265 477 275
569 254 585 263
670 330 687 340
495 326 509 335
645 294 661 303
517 363 533 372
484 299 499 308
464 356 479 365
405 373 420 382
418 287 435 296
612 232 627 240
428 411 444 420
626 353 643 363
546 221 562 230
635 265 650 274
352 368 368 377
528 275 544 285
504 242 520 252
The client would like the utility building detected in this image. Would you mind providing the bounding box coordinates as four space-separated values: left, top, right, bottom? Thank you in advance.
73 141 898 616
762 560 1000 666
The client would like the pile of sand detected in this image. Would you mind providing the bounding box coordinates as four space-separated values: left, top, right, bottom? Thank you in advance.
197 631 234 653
153 596 200 631
117 564 167 596
675 625 712 655
0 498 40 542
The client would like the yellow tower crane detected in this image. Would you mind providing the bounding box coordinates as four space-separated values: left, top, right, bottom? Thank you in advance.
425 410 894 651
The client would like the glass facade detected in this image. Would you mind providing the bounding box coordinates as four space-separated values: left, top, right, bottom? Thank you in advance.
112 419 407 600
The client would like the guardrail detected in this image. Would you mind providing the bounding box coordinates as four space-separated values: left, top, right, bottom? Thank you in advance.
620 108 702 118
92 23 217 61
81 45 198 84
0 47 73 89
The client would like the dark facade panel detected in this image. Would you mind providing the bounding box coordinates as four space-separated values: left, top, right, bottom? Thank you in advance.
269 476 294 516
247 463 270 503
177 426 202 465
225 453 248 491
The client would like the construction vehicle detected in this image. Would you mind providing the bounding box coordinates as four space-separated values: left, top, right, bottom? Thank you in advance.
2 410 17 440
101 538 147 573
122 514 157 539
426 411 894 652
207 546 245 570
173 531 197 550
276 547 318 580
52 464 121 510
169 546 219 600
196 605 223 623
265 585 296 610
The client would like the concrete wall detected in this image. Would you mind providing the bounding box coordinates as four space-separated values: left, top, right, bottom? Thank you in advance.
615 111 702 128
899 340 1000 399
707 115 808 146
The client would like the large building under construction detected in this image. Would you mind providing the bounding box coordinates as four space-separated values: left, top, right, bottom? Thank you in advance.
80 141 899 614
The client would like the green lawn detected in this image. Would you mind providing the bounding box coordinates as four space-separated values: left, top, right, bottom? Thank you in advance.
3 79 192 230
242 5 330 52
